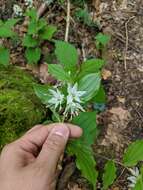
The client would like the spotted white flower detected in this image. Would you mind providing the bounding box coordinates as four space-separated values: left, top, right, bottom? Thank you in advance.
13 4 23 17
24 0 33 8
48 89 64 109
128 167 140 188
64 83 86 116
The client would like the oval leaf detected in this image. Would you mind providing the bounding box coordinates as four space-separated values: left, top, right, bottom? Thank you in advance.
23 35 38 47
123 140 143 167
25 47 41 64
79 58 105 79
33 84 50 105
55 40 78 71
72 112 97 146
67 142 98 190
78 73 101 102
48 64 71 82
40 25 57 40
102 160 117 190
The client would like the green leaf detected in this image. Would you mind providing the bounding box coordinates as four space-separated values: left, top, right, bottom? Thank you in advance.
25 47 41 64
72 112 97 146
95 33 111 49
37 18 47 31
92 85 106 103
23 35 38 47
78 73 101 102
102 160 117 190
40 25 57 40
133 176 143 190
123 140 143 167
5 18 20 27
26 8 37 20
34 84 51 104
79 58 105 79
48 64 71 82
67 141 98 190
0 46 10 66
75 8 92 26
28 21 37 35
55 40 78 71
133 166 143 190
0 25 15 38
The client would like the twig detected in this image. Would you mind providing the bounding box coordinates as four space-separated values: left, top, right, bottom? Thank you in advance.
82 43 87 61
112 32 140 53
124 16 135 70
37 3 48 18
96 153 130 171
65 0 71 42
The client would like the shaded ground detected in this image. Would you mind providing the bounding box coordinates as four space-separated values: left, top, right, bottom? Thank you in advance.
0 0 143 189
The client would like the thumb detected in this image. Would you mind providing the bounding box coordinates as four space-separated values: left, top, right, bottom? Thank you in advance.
36 124 69 173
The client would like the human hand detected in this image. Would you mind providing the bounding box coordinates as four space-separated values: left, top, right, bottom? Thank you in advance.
0 123 82 190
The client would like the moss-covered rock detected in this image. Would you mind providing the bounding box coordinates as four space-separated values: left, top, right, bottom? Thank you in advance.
0 66 46 149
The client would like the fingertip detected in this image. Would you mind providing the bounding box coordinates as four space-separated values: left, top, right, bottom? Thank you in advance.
66 123 83 138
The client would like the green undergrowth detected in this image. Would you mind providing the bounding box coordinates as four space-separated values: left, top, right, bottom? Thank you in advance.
0 66 46 149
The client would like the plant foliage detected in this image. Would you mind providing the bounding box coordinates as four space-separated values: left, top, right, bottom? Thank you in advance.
34 41 105 189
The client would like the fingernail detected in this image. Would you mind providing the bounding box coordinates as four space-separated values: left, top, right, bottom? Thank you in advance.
51 125 69 140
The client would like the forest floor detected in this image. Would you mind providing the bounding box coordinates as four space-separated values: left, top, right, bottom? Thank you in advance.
0 0 143 189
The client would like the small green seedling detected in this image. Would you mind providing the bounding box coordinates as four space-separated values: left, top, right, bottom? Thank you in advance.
23 8 57 64
95 33 111 50
75 8 92 26
0 18 19 66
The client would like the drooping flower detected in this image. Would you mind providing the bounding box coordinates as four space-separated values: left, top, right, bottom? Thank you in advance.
65 100 85 116
64 83 86 117
24 0 33 8
128 167 140 188
13 5 23 17
48 89 64 110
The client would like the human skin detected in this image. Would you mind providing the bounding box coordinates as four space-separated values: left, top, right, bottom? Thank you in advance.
0 123 82 190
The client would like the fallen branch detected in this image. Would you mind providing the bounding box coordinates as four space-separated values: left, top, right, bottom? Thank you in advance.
57 162 76 190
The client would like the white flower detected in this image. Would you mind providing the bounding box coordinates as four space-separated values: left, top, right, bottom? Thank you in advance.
65 100 85 116
24 0 33 8
43 0 54 5
64 83 86 116
128 167 140 188
13 4 23 17
67 83 86 103
48 89 64 109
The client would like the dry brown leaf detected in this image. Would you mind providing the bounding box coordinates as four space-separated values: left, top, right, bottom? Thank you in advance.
26 63 55 84
120 0 127 9
112 187 120 190
117 96 125 103
92 0 100 11
102 69 112 80
137 66 143 72
109 107 130 122
100 107 131 150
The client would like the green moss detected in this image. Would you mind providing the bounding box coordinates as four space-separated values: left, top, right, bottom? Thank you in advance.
0 66 46 149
